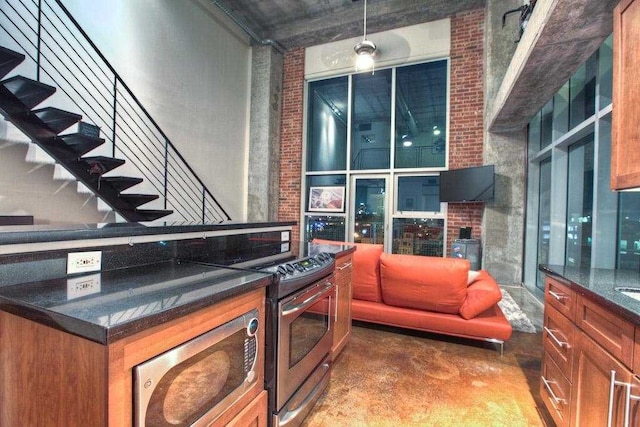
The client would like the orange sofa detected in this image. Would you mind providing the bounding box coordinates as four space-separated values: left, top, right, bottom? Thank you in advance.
315 240 512 353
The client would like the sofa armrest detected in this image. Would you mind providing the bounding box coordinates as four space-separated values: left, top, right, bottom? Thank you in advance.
459 270 503 319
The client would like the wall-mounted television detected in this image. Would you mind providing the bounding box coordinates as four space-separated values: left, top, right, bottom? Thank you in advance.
439 165 495 203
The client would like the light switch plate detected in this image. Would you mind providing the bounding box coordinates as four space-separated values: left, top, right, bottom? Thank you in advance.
67 251 102 275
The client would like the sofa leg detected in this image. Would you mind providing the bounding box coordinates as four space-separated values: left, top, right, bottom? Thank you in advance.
485 338 504 356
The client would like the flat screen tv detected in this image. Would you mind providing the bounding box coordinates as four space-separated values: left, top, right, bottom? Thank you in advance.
439 165 495 203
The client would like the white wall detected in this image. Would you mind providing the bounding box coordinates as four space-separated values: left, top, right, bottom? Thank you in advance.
0 0 252 221
61 0 252 220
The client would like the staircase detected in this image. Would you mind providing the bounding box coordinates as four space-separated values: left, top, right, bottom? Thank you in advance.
0 46 172 222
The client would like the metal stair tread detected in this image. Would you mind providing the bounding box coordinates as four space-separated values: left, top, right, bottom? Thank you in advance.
55 133 105 155
0 46 25 80
125 209 174 222
99 176 143 191
117 193 159 207
32 107 82 134
0 75 56 109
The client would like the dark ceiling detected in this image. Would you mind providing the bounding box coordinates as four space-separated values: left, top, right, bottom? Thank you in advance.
209 0 486 49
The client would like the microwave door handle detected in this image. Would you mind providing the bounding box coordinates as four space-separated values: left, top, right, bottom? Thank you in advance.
282 282 333 316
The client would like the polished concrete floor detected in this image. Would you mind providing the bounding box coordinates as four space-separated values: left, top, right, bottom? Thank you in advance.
302 286 552 427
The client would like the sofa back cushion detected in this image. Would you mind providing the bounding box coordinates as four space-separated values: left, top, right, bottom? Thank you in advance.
351 243 384 302
312 239 383 302
379 253 469 314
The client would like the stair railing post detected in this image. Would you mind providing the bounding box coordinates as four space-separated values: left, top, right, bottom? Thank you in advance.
112 76 117 157
36 0 42 81
202 188 206 223
164 139 168 211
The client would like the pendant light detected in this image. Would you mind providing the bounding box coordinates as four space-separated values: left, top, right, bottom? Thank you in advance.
354 0 378 72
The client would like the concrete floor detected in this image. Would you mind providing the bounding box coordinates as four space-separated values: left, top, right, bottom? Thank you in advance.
302 286 551 426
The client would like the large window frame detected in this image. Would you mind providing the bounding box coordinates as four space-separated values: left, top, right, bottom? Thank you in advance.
302 59 450 254
524 35 617 291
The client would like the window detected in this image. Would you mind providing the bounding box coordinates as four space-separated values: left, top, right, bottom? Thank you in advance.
536 158 551 290
396 176 440 212
565 136 594 268
304 61 449 255
307 78 348 172
351 70 392 170
524 35 624 293
395 61 448 168
617 193 640 270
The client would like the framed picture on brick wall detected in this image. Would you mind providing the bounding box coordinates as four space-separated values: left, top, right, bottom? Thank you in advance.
308 186 345 212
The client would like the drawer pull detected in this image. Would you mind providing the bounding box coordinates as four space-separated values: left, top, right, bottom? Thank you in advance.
337 262 353 271
541 375 566 409
543 326 569 349
548 290 567 301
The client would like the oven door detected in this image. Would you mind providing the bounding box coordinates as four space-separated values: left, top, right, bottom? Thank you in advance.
276 275 335 410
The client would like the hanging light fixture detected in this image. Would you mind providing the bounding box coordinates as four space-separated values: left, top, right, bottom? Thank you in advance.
354 0 379 72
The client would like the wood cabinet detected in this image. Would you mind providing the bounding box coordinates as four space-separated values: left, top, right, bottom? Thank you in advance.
571 332 636 426
541 277 577 426
611 0 640 190
226 390 268 427
541 275 640 426
332 252 353 359
0 288 266 426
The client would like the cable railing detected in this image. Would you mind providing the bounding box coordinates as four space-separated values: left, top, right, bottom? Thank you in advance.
0 0 230 223
352 145 446 169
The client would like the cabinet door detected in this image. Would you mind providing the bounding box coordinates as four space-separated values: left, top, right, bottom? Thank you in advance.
611 0 640 190
332 253 353 358
572 333 634 426
226 390 267 427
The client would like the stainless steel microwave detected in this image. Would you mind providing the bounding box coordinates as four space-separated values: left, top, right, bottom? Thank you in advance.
134 309 259 426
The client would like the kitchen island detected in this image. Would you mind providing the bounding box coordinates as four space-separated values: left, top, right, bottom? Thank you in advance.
0 221 293 426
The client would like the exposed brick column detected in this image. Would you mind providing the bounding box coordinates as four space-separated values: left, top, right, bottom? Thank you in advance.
447 8 486 256
278 47 305 242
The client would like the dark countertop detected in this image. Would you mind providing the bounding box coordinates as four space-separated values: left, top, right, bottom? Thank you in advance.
0 260 274 344
0 220 296 245
540 264 640 325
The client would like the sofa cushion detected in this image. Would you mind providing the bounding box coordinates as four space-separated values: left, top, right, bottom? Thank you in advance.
312 239 383 302
379 254 469 314
459 270 503 320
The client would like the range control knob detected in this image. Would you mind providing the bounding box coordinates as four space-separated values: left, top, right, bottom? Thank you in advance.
277 265 287 276
285 263 295 273
295 264 304 272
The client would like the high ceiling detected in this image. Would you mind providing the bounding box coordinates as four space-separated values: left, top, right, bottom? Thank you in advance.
208 0 485 49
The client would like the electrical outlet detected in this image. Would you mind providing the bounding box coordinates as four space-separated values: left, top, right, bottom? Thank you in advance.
67 251 102 275
67 273 101 300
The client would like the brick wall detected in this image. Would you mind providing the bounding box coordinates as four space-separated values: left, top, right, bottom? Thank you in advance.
446 8 485 254
278 9 486 251
278 47 305 243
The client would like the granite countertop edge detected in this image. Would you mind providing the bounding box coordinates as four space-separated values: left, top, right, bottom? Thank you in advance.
540 264 640 325
0 274 273 345
0 221 296 245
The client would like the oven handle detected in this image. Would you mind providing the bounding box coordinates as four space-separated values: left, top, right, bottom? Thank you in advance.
278 361 331 426
282 281 334 316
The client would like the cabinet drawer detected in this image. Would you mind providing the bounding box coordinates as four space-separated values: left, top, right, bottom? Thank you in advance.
334 254 353 282
575 294 635 369
545 277 576 322
540 352 571 427
543 304 576 382
635 327 640 374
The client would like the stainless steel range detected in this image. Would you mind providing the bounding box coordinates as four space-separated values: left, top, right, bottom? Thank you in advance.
263 252 335 427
